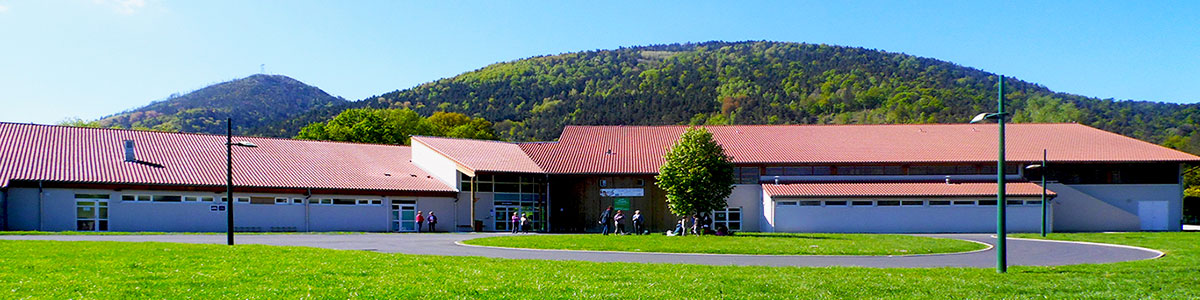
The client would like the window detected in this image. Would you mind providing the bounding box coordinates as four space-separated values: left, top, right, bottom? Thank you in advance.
236 197 250 204
851 200 873 206
199 196 214 202
929 200 951 206
291 198 304 205
357 199 382 206
275 197 290 205
978 200 998 206
735 167 760 184
250 197 274 205
122 194 151 202
1026 200 1043 205
712 207 741 231
1006 200 1024 206
183 196 201 202
824 200 847 206
765 166 832 176
636 179 645 187
310 198 333 205
900 200 924 206
952 200 976 206
799 200 821 206
877 200 901 206
776 201 797 206
152 195 182 202
332 198 356 205
599 179 608 187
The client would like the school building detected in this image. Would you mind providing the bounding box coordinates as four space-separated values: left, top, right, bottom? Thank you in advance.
0 122 1195 233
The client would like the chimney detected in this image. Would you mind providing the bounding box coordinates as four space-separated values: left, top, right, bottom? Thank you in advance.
123 140 136 162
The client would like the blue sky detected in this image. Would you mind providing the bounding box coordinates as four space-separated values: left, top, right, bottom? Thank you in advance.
1 0 1197 124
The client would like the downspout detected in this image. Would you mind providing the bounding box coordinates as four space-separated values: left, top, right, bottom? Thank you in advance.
304 188 312 232
37 180 44 231
545 174 551 232
470 175 477 232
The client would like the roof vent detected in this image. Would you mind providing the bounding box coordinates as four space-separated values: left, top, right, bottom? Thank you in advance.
605 149 615 155
123 140 136 162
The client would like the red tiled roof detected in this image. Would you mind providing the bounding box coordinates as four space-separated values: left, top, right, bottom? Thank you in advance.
411 136 543 174
522 124 1200 174
763 182 1054 198
0 123 455 193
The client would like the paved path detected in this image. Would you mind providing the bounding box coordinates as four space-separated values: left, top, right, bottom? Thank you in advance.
0 233 1161 268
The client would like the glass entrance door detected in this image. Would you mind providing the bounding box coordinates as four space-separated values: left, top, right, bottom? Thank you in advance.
392 202 416 232
75 194 109 231
494 205 519 232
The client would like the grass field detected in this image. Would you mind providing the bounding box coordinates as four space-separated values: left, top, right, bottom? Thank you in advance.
0 233 1197 299
461 233 987 255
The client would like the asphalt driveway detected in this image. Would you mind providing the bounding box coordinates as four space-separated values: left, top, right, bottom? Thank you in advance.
0 233 1162 268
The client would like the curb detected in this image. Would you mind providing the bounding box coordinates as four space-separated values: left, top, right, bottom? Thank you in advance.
452 235 993 258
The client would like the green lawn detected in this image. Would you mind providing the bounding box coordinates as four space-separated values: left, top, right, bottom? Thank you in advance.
0 233 1197 298
461 233 986 255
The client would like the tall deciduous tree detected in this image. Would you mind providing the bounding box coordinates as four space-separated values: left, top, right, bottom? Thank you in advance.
656 127 736 218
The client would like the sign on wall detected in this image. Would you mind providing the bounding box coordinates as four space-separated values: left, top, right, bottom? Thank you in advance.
600 188 644 197
614 198 631 211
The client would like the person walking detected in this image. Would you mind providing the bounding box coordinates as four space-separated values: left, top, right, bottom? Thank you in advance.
415 211 425 233
427 211 438 232
510 212 520 234
599 206 614 235
631 210 644 235
613 210 626 235
690 213 701 235
519 213 530 233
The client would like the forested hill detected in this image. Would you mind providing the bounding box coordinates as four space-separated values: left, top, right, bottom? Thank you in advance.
252 41 1200 154
98 74 347 135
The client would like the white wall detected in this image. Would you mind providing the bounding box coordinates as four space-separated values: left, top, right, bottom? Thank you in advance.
725 184 762 232
3 187 459 232
411 140 462 191
770 197 1046 233
1058 184 1182 231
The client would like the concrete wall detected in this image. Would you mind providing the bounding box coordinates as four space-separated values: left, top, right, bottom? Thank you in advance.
1052 183 1182 231
726 184 762 233
770 196 1046 233
411 140 461 190
3 187 458 232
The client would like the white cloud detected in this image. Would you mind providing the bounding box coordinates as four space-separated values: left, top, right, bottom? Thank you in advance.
93 0 146 15
0 5 9 13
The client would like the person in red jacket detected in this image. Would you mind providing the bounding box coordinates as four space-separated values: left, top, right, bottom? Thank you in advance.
415 211 425 233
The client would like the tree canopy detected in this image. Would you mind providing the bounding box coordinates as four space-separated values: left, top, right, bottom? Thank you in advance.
295 108 495 145
655 127 736 217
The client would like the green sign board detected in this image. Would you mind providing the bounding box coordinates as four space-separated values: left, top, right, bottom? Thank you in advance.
614 198 631 211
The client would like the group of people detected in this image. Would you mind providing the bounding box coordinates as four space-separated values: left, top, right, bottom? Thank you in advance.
413 211 438 232
598 206 646 235
667 213 730 236
509 212 535 234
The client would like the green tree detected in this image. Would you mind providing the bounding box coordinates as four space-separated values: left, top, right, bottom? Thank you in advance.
56 117 103 128
295 108 433 145
655 127 736 226
426 111 497 140
1012 95 1083 123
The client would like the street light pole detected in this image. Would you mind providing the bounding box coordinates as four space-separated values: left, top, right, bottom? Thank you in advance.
226 118 234 246
996 75 1007 274
1040 149 1048 237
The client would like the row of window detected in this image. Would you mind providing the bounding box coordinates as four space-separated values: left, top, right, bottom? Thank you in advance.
777 199 1044 207
121 194 384 206
735 164 1024 184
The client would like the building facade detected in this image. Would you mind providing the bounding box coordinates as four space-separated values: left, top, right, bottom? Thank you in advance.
1 122 1194 233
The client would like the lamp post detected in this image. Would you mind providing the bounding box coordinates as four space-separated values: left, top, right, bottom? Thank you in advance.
1025 149 1049 237
970 75 1009 273
226 118 257 245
